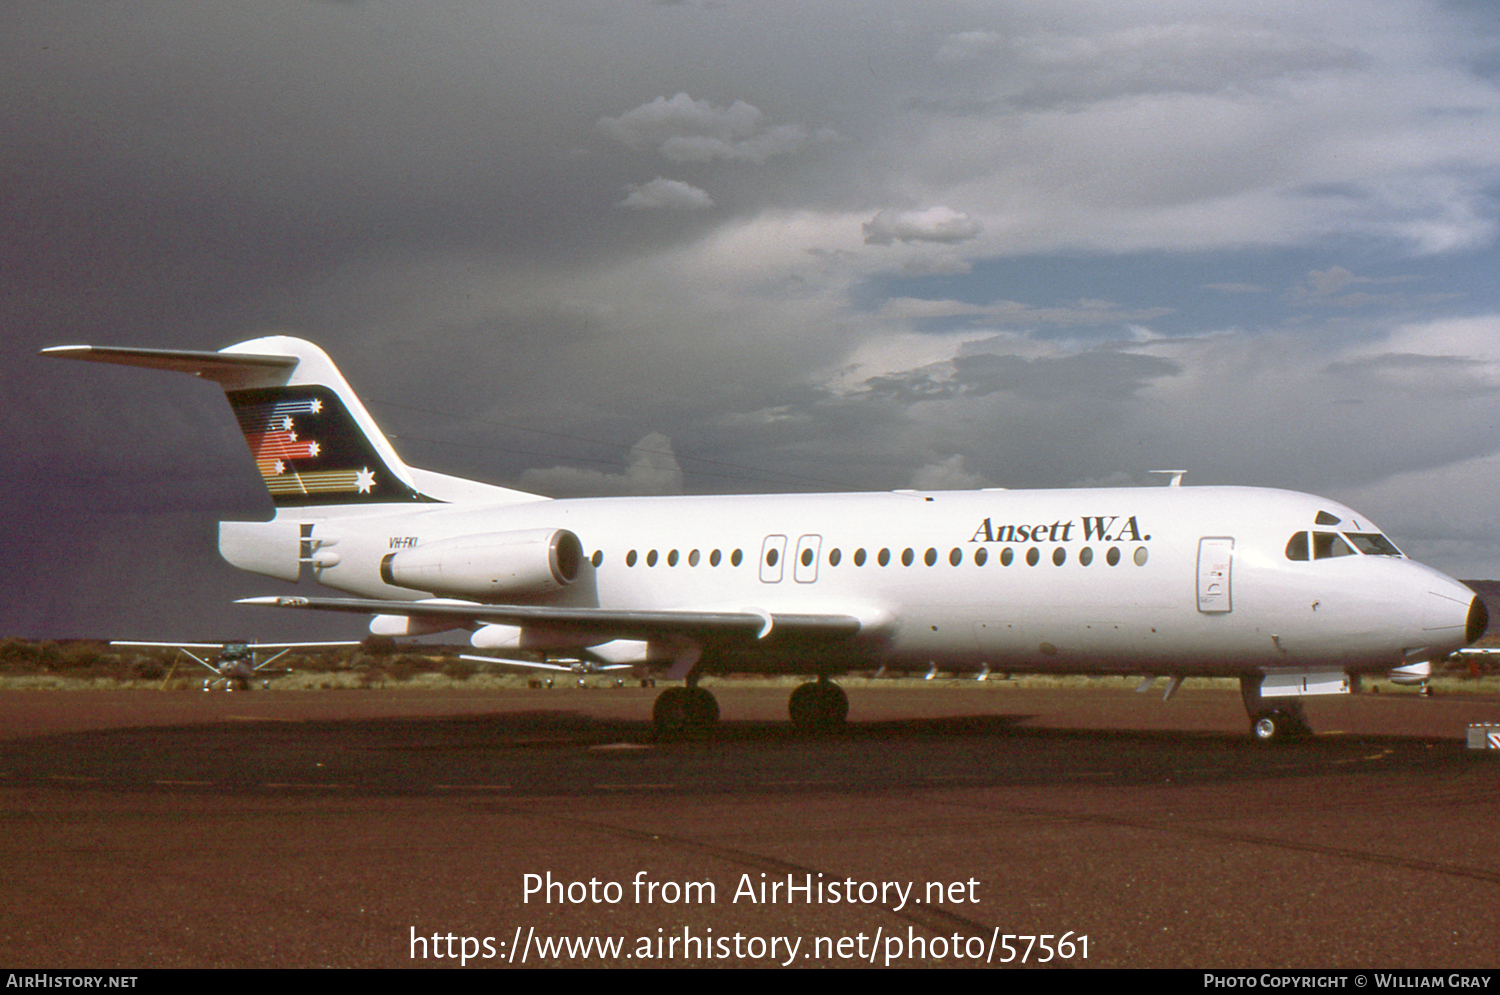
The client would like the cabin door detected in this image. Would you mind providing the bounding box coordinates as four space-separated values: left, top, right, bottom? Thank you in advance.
1196 537 1234 613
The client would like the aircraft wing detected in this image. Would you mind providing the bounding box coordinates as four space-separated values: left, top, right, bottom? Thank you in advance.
456 654 633 674
237 596 865 643
111 640 362 651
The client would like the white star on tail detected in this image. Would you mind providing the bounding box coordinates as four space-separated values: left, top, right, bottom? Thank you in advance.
355 467 376 493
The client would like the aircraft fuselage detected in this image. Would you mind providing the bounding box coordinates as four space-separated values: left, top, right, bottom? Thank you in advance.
269 484 1480 678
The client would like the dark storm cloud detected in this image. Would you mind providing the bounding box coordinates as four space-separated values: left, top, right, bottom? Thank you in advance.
8 1 1500 636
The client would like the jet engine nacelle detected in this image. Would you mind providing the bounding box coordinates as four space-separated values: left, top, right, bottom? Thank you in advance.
380 528 584 599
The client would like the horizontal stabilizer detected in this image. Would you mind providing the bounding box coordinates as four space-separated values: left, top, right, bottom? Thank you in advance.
42 344 298 388
46 336 547 509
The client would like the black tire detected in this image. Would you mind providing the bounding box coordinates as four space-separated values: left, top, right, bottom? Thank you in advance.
1285 706 1312 738
685 686 720 727
788 680 848 731
653 686 691 733
653 686 719 733
1250 708 1311 743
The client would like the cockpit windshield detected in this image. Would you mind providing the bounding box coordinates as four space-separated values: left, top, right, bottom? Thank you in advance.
1285 530 1403 560
1345 532 1403 556
1312 532 1356 558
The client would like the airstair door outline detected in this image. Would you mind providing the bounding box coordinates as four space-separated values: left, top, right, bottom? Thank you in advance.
760 534 787 583
1197 537 1233 613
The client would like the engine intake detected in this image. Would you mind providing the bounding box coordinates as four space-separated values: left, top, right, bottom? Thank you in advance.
380 528 584 598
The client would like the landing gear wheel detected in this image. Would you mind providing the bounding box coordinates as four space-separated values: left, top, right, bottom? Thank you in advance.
653 686 689 733
1250 707 1312 744
652 686 719 734
1241 675 1315 744
685 686 719 726
788 680 849 732
1251 711 1281 743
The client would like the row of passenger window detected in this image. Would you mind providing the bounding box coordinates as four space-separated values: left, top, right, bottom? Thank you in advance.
617 545 1150 568
622 548 745 568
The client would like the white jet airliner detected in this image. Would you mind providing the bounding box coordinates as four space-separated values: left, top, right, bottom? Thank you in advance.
45 336 1488 741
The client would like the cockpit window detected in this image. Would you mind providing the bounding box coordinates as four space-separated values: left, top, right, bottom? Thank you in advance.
1312 531 1356 558
1287 531 1363 560
1345 532 1403 556
1315 510 1342 526
1285 532 1308 561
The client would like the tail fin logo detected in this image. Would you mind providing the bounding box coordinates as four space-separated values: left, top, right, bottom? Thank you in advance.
229 386 425 506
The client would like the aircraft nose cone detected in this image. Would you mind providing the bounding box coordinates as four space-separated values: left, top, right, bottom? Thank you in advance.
1423 589 1471 631
1467 594 1488 645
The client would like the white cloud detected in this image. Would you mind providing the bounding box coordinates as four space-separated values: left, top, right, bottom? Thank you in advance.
863 207 983 245
911 454 992 490
599 93 764 147
617 177 714 210
598 93 816 163
1371 316 1500 364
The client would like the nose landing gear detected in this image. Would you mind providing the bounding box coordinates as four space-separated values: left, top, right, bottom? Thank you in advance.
1241 675 1314 744
1248 706 1313 743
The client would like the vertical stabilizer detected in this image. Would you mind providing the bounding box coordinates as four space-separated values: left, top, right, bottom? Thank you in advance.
42 335 544 509
218 336 427 506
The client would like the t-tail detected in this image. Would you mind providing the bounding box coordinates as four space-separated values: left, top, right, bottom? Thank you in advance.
45 335 543 510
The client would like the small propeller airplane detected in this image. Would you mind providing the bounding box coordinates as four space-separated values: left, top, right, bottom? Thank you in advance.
47 336 1488 740
112 640 360 690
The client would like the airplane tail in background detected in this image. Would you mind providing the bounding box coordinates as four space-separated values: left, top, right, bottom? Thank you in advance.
43 336 544 510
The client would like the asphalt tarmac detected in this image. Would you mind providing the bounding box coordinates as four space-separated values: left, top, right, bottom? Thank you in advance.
1 682 1497 968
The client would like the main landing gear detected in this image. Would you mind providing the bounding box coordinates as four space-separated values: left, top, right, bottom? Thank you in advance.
788 677 848 732
1240 675 1314 744
650 676 851 734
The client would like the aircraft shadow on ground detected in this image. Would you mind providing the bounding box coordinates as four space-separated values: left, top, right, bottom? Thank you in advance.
0 708 1469 797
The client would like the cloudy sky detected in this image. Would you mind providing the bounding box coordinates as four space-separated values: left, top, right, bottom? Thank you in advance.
6 0 1500 639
